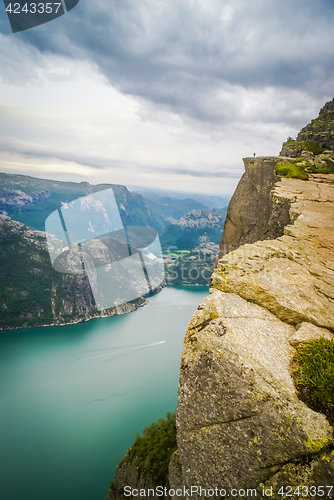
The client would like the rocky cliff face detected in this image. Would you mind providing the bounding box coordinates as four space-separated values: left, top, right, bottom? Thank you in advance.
106 162 334 499
176 165 334 497
218 157 291 260
0 188 51 210
280 98 334 158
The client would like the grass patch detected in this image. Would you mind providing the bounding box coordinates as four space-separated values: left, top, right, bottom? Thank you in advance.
308 163 333 174
166 250 192 259
301 140 326 155
293 338 334 425
118 412 177 486
275 162 309 180
275 157 332 179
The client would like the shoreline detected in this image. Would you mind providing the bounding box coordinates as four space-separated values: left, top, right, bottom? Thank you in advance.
0 283 209 333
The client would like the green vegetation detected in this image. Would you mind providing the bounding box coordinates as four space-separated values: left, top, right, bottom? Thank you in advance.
275 157 332 180
293 338 334 425
118 412 177 486
0 222 56 328
285 138 326 155
166 250 191 259
307 164 332 174
301 140 326 155
275 161 309 180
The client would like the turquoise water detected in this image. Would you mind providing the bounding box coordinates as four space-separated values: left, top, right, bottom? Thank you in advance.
0 286 208 500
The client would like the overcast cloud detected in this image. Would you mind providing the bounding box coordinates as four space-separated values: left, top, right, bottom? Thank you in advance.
0 0 334 194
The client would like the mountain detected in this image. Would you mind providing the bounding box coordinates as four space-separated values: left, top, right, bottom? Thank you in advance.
160 207 227 252
131 188 230 210
176 159 334 493
141 196 208 223
0 173 166 234
0 172 226 330
0 215 147 330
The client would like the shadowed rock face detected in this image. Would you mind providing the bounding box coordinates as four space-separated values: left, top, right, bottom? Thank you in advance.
175 169 334 497
217 157 291 260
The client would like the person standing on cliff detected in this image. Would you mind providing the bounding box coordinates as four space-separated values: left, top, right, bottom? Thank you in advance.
253 152 256 158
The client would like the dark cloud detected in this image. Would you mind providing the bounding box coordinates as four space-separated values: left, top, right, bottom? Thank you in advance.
1 0 334 127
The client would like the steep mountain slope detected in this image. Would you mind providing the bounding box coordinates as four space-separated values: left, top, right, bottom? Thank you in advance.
0 173 167 331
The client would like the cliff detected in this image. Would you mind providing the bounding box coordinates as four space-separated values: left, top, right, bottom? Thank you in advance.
0 215 146 330
107 163 334 498
217 157 291 259
176 167 334 496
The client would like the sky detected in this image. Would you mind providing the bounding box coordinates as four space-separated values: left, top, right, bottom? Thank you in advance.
1 0 334 195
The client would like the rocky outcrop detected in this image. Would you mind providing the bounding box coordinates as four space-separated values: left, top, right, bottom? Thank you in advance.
280 98 334 157
218 157 291 259
296 98 334 151
106 456 157 500
177 291 333 493
214 174 334 330
0 189 51 210
175 166 334 496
